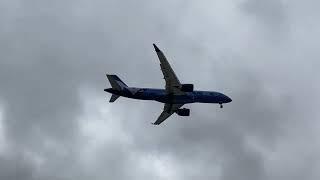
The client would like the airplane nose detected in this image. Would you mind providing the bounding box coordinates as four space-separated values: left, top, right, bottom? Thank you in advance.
223 95 232 103
226 96 232 103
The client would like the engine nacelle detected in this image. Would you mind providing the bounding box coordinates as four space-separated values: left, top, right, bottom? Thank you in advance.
181 84 194 92
176 108 190 116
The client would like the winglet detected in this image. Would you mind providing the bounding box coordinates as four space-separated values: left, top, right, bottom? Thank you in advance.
153 44 160 52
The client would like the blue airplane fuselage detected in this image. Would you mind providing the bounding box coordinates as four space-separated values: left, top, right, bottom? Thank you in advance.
105 87 232 104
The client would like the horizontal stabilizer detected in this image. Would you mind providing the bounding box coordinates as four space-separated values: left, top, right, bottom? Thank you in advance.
109 94 120 102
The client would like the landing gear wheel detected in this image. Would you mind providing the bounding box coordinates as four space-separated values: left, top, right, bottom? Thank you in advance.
219 103 223 108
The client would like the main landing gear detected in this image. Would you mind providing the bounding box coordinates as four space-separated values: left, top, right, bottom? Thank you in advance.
219 103 223 108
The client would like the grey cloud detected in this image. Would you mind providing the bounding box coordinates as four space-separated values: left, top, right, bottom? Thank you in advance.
241 0 287 26
0 155 34 180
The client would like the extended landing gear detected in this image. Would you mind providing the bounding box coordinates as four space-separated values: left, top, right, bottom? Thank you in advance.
219 103 223 108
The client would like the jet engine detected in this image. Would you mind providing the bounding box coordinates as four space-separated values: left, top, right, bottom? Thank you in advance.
181 84 194 92
176 108 190 116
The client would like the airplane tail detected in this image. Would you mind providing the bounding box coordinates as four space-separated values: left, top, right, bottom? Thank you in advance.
106 74 128 102
106 74 128 90
109 94 120 102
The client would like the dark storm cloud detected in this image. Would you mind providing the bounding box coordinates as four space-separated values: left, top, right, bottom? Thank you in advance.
0 0 319 180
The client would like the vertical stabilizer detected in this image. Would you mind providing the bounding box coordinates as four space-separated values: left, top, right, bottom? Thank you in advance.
106 74 128 90
106 74 127 103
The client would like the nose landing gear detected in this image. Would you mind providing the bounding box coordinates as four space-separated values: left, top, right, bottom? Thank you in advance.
219 103 223 108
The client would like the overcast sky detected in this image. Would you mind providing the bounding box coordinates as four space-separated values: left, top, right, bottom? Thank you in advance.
0 0 319 179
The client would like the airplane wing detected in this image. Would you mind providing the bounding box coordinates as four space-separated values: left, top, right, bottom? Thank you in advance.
153 44 185 95
152 103 184 125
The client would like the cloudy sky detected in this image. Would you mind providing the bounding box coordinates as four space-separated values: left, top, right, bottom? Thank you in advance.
0 0 319 179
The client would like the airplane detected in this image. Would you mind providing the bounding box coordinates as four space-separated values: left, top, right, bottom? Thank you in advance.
104 44 232 125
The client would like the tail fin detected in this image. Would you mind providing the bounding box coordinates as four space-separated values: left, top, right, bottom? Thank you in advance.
106 75 127 103
106 74 128 90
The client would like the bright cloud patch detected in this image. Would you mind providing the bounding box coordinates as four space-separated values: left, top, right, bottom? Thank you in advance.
77 89 185 179
78 90 132 162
